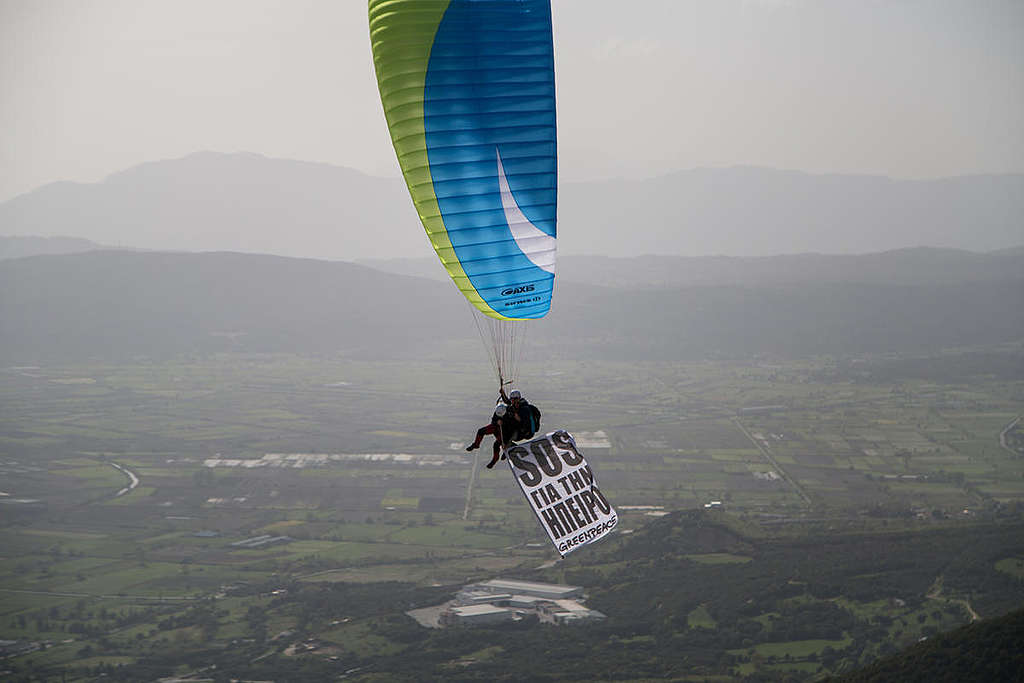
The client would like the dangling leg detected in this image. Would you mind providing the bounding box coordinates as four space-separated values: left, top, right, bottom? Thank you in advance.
486 423 503 468
486 439 501 469
467 423 496 452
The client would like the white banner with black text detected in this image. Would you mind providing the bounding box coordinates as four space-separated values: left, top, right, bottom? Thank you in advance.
506 430 617 557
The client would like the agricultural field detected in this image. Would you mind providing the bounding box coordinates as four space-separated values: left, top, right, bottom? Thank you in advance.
0 348 1022 680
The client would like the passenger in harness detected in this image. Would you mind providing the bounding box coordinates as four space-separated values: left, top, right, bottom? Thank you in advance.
467 388 544 470
466 403 517 469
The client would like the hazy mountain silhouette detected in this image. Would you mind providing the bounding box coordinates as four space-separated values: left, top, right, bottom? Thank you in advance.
1 152 1021 260
563 167 1024 257
0 250 462 362
362 246 1024 289
0 153 420 262
1 250 1020 363
0 235 105 260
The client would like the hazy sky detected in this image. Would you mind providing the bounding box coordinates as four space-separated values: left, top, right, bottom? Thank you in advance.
1 0 1022 202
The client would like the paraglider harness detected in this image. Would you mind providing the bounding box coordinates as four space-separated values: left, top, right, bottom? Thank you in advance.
499 378 541 442
520 403 541 440
485 376 537 461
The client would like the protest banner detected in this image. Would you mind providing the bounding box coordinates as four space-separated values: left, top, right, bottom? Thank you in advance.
506 430 617 556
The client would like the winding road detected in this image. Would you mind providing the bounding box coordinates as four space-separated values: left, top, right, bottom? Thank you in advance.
926 575 980 622
109 461 139 497
999 415 1022 457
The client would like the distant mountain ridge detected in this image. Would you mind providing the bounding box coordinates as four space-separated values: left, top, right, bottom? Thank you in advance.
362 246 1024 289
0 235 105 260
1 249 1020 363
0 152 417 262
1 151 1021 260
563 166 1024 257
0 250 462 362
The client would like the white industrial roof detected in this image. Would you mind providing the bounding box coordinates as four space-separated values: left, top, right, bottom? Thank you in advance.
453 604 511 616
478 579 580 594
553 599 588 612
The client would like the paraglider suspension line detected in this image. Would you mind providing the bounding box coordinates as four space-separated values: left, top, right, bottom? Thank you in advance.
467 302 528 392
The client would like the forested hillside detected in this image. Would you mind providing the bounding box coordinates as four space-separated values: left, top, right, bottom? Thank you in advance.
835 606 1024 682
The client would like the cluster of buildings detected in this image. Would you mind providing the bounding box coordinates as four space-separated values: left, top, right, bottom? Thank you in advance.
439 579 606 627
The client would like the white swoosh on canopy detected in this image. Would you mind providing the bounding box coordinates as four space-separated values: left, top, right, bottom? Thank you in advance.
496 149 556 275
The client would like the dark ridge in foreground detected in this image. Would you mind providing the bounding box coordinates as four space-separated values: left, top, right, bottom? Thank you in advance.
834 606 1024 683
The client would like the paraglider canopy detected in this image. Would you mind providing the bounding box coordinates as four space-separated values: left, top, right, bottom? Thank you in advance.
369 0 558 383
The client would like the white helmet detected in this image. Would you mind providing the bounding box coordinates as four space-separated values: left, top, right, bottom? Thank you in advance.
494 403 507 417
509 389 522 400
